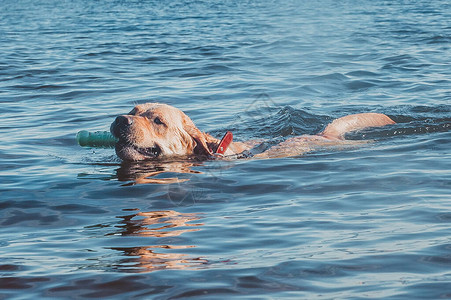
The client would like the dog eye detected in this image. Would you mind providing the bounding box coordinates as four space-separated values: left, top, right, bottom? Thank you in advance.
154 117 164 125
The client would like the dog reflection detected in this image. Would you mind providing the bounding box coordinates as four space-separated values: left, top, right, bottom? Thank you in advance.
110 210 207 272
116 160 202 185
114 210 203 237
111 245 206 272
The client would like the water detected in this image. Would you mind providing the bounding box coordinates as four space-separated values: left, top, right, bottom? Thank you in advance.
1 0 450 298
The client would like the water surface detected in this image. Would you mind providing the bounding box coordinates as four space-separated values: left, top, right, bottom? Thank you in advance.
1 0 450 298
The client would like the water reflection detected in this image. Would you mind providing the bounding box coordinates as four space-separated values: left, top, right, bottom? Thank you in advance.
106 210 207 273
110 245 207 272
116 160 203 185
112 210 203 237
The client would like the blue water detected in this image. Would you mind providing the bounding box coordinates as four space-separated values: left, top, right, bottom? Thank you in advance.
1 0 450 298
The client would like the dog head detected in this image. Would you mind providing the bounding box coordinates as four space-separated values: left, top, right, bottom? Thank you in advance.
111 103 212 161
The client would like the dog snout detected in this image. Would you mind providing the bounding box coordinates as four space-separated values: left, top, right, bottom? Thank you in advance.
111 115 134 137
115 115 133 127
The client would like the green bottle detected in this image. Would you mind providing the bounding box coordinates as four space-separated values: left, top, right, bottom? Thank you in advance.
76 130 118 148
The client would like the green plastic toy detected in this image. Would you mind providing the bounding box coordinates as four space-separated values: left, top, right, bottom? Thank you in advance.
76 130 118 148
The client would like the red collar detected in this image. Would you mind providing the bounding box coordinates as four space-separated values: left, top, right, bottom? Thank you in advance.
214 131 233 156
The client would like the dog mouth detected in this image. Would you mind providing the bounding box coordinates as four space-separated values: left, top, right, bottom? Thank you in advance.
135 144 162 158
115 141 162 161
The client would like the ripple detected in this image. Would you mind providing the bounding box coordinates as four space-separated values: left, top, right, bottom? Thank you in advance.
345 80 376 91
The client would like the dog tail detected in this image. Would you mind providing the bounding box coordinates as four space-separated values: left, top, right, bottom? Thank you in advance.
319 113 395 140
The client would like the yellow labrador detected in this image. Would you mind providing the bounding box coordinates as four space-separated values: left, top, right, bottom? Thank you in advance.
110 103 395 161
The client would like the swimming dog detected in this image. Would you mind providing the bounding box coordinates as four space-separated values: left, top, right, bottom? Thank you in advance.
110 103 395 161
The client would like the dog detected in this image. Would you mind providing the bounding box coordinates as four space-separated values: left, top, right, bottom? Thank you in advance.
110 103 395 161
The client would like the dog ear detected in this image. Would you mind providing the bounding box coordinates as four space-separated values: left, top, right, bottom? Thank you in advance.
181 114 213 156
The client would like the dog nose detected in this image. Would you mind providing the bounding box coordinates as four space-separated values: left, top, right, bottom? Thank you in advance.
111 115 134 137
115 115 133 127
